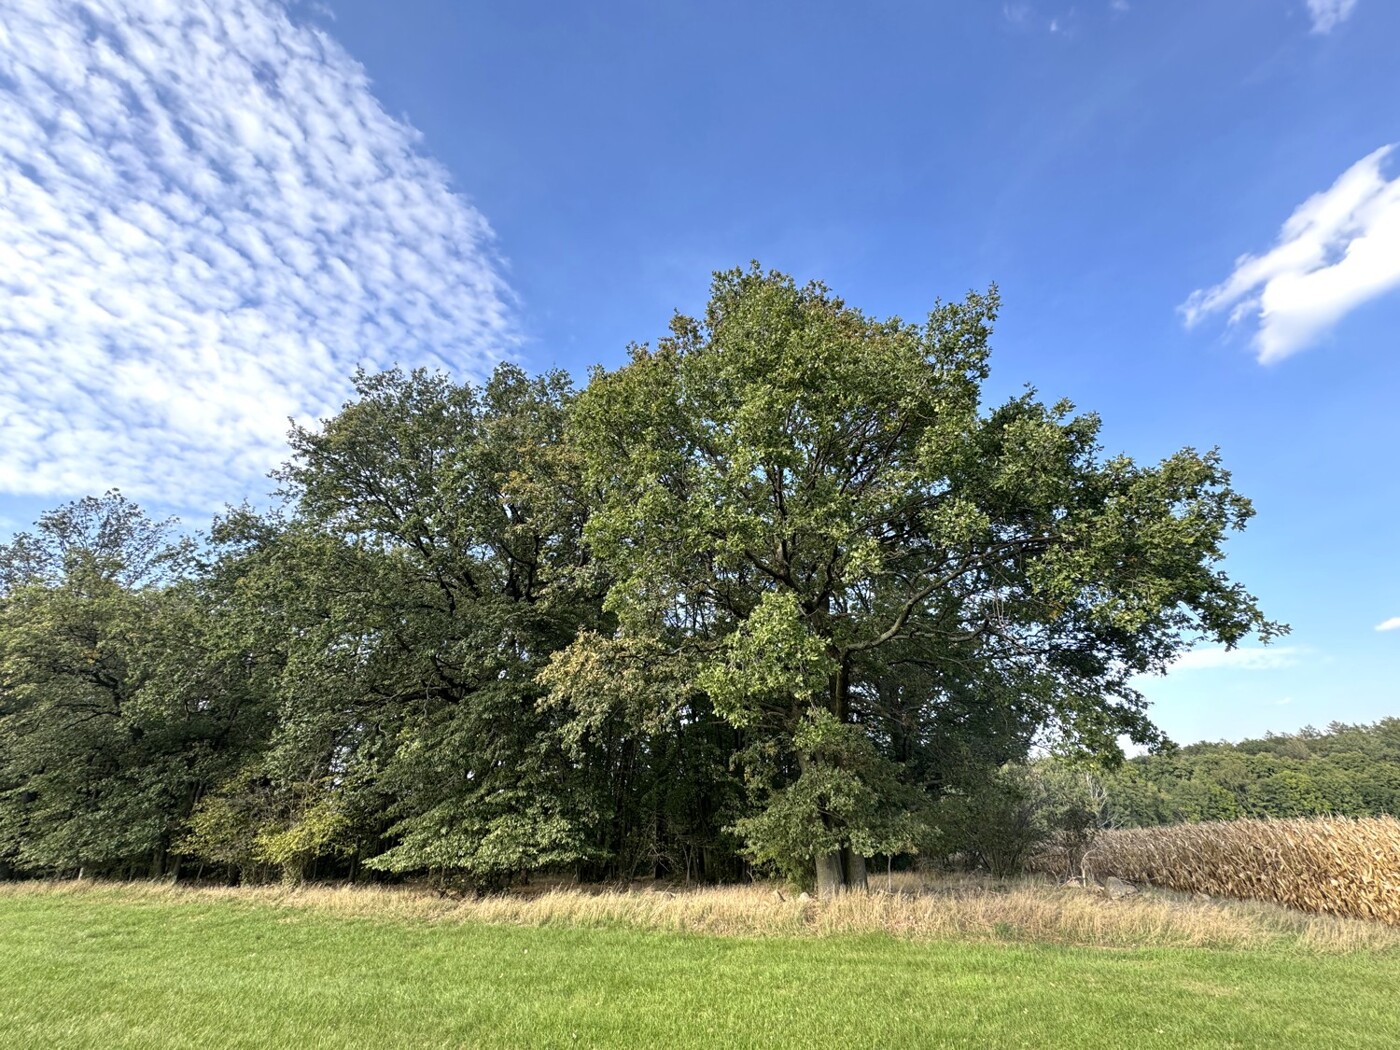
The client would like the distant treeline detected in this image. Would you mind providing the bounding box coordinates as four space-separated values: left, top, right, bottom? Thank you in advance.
924 724 1400 880
1102 721 1400 827
0 268 1283 894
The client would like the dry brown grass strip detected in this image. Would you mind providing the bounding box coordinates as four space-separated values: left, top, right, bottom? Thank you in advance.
5 871 1398 954
1066 816 1400 926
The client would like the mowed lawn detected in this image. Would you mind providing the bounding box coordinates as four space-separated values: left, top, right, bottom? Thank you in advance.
2 889 1398 1049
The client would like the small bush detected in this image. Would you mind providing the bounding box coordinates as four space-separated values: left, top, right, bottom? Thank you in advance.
937 762 1109 877
936 766 1046 876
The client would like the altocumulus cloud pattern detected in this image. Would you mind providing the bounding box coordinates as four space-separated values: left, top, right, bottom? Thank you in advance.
0 0 513 510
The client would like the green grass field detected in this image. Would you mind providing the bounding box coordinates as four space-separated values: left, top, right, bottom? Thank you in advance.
3 886 1398 1049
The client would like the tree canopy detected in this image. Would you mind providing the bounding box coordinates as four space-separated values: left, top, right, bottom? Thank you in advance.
1100 720 1400 826
545 266 1279 894
0 267 1287 893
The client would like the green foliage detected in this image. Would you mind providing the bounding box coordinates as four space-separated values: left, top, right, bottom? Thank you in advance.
0 494 266 878
936 765 1049 877
178 776 268 884
253 796 349 885
935 761 1111 877
1103 720 1400 826
249 364 607 889
0 267 1285 891
367 793 593 891
1036 761 1113 876
180 768 350 885
732 710 931 885
696 592 833 727
554 264 1277 886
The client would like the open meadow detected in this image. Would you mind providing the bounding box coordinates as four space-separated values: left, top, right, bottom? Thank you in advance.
2 1 1397 1048
4 876 1400 1049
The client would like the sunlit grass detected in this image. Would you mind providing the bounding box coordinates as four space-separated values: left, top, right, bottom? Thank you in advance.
3 882 1400 1048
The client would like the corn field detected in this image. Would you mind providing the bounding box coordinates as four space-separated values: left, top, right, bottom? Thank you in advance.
1077 816 1400 925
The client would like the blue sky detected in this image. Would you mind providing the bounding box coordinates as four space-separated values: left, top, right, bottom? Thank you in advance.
0 0 1396 744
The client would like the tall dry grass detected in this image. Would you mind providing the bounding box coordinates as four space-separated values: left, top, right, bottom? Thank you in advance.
5 870 1398 954
1072 816 1400 926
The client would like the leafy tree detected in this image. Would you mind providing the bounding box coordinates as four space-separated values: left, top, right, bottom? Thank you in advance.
0 268 1296 896
0 493 263 877
221 364 610 890
552 266 1280 896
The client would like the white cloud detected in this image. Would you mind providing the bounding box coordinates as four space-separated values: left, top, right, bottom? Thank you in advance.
0 0 514 512
1181 145 1400 363
1169 646 1302 672
1376 617 1400 632
1002 4 1033 27
1306 0 1358 34
1002 4 1078 35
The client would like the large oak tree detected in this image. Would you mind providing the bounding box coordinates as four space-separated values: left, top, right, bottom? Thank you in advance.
549 266 1281 897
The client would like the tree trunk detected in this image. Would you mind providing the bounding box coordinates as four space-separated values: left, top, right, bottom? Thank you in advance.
816 849 870 897
841 848 867 892
815 851 846 899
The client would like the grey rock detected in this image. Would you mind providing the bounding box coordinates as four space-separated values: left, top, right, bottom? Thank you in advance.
1104 876 1137 900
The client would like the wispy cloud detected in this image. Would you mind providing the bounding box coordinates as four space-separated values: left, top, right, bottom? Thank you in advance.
1376 617 1400 632
1001 3 1076 35
1181 146 1400 364
1002 3 1034 28
1307 0 1358 34
1169 646 1302 672
0 0 513 511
